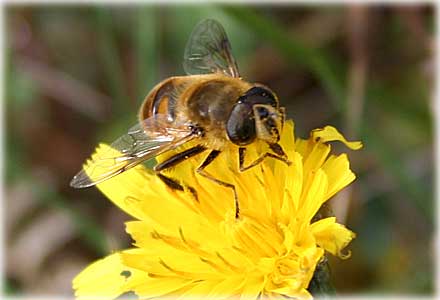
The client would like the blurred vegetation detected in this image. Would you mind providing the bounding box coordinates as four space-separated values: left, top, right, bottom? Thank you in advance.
5 4 434 296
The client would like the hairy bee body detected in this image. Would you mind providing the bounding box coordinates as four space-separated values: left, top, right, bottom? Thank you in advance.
140 74 252 150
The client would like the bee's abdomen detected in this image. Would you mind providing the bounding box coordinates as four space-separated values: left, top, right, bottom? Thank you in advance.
139 77 183 123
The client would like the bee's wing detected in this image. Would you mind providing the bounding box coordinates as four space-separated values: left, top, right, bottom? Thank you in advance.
183 19 240 78
70 115 196 188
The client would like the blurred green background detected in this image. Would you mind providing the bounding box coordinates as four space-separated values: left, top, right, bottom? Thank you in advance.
5 3 434 297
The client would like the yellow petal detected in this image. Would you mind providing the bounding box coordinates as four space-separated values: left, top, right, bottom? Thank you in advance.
125 220 228 259
236 170 270 219
311 217 356 258
207 276 246 299
281 152 303 221
239 276 266 300
176 280 222 299
133 276 193 298
302 141 331 175
311 126 363 150
279 120 296 153
298 169 328 224
121 247 232 281
72 251 143 299
279 223 294 253
124 191 209 238
260 164 282 220
322 154 356 201
270 285 312 300
295 138 313 160
234 219 282 258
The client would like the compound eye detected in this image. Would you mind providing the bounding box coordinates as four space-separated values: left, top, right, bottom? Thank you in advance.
239 86 278 107
226 104 256 146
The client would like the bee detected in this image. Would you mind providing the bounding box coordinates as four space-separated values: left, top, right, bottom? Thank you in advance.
71 19 291 218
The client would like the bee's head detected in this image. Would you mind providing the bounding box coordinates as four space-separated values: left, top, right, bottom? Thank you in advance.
227 86 284 146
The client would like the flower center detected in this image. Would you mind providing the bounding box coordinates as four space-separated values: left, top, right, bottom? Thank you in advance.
271 255 301 284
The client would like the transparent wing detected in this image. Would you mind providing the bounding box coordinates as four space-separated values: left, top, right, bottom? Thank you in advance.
183 19 240 78
70 115 195 188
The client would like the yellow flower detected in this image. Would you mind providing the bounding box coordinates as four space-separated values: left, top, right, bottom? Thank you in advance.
72 120 361 299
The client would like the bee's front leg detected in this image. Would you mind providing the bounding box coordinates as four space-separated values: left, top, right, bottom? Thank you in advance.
238 143 291 172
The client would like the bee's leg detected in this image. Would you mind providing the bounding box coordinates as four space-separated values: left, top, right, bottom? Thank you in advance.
196 150 240 219
239 143 291 172
154 145 207 200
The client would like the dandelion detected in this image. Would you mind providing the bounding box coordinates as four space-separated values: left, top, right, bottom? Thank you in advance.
72 120 361 299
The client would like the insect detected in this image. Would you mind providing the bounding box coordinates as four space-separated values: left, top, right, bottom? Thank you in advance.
70 19 291 218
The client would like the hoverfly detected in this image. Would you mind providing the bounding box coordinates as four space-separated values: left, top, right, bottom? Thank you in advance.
71 19 291 218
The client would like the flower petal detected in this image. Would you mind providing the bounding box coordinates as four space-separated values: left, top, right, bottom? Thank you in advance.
311 217 356 258
175 280 226 299
72 250 144 299
279 120 296 153
302 141 330 175
322 153 356 201
239 276 266 300
121 247 234 281
133 276 194 298
207 276 246 299
295 138 312 159
281 152 303 220
311 126 363 150
125 220 228 258
269 285 312 300
299 169 328 224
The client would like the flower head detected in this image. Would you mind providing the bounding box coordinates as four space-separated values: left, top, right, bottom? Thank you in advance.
73 120 361 299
